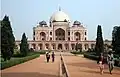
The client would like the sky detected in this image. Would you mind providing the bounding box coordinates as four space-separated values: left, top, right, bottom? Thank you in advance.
1 0 120 40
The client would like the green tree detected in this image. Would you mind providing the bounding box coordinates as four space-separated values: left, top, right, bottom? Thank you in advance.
112 26 118 51
95 25 104 55
20 33 29 56
112 26 120 54
1 15 15 61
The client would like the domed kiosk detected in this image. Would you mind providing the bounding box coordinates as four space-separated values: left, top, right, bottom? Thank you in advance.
73 20 81 25
39 20 47 25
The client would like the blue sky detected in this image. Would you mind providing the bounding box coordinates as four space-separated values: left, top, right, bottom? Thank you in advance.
1 0 120 40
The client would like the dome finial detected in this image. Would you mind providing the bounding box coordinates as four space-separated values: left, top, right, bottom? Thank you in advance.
58 5 61 11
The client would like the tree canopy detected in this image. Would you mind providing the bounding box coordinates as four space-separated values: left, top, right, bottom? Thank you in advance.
20 33 29 56
1 15 15 61
95 25 104 55
112 26 120 54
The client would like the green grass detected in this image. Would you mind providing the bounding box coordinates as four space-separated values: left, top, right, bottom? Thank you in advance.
12 51 45 57
1 52 40 70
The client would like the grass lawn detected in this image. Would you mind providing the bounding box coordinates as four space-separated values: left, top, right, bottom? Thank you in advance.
1 52 41 70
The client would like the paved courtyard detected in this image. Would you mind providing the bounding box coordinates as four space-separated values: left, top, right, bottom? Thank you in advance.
1 52 120 77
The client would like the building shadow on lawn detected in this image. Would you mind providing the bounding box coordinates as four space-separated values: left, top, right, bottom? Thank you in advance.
1 72 58 77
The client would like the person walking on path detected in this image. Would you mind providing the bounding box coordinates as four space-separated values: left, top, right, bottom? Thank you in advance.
97 53 105 74
46 52 50 63
107 50 114 74
51 52 55 62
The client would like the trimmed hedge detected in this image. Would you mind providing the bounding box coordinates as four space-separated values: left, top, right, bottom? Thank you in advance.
12 51 45 57
12 53 24 57
1 53 40 70
71 51 85 55
1 57 4 62
84 53 99 60
114 59 120 67
36 51 46 54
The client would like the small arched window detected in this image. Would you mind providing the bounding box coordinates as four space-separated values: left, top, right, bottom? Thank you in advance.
33 31 35 35
85 32 87 35
68 32 70 35
50 32 52 35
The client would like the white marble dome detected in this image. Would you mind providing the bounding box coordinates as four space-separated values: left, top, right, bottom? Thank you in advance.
50 10 70 22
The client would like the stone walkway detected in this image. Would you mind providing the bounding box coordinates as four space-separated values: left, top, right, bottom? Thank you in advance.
1 55 60 77
63 55 120 77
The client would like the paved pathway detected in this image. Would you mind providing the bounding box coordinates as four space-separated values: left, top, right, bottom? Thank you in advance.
1 55 60 77
63 55 120 77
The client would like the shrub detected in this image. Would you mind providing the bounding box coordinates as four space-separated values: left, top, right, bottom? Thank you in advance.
114 59 120 67
1 53 40 70
12 53 24 57
114 54 120 67
71 51 84 55
34 51 46 54
84 53 99 60
37 50 51 54
114 54 120 59
39 51 46 54
12 51 42 57
1 57 4 62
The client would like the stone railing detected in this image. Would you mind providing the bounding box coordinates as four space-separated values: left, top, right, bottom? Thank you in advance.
59 53 70 77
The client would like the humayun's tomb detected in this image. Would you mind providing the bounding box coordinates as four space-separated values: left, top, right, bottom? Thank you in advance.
15 8 111 51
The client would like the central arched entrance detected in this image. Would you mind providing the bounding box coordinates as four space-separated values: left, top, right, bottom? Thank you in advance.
74 32 81 41
58 44 62 50
55 28 65 40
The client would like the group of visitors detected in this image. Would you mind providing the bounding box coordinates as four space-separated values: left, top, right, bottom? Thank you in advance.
46 51 55 63
97 49 114 75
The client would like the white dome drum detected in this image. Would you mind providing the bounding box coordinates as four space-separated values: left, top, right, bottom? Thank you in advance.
50 10 70 22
